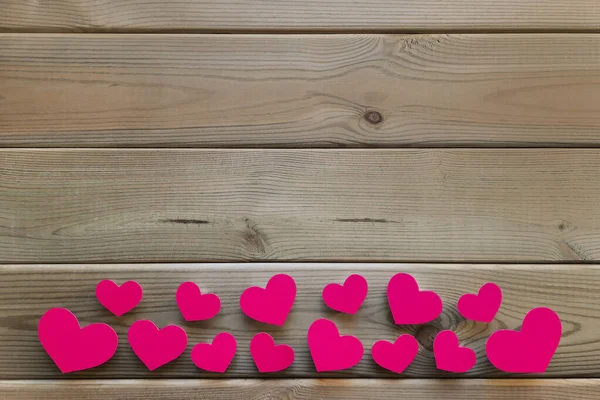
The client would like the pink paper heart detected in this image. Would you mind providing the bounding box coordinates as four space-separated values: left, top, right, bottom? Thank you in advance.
434 330 476 373
250 332 294 373
371 334 419 374
486 307 561 373
240 274 296 326
96 280 143 317
191 332 237 373
307 319 364 372
322 274 368 314
128 320 188 371
457 282 502 323
38 308 118 374
387 273 442 325
176 282 221 321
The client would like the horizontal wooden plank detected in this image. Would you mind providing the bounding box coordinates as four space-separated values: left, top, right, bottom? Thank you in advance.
2 149 600 262
0 263 598 378
2 34 600 147
2 379 600 399
1 1 600 32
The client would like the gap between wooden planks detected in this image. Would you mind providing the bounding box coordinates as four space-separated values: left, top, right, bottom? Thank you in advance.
0 263 598 378
2 34 600 147
1 0 600 32
2 149 600 262
2 379 600 399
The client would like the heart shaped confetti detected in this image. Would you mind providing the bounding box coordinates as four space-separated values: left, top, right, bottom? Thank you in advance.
371 334 419 374
250 332 295 373
387 273 442 325
128 320 188 371
486 307 561 373
96 280 143 317
176 281 221 321
240 274 296 326
433 330 476 373
307 318 364 372
322 274 368 314
38 308 118 374
458 282 502 323
191 332 237 373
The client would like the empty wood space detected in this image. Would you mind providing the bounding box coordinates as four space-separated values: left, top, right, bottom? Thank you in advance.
1 0 600 32
2 379 600 399
2 149 600 263
2 34 600 148
0 263 597 378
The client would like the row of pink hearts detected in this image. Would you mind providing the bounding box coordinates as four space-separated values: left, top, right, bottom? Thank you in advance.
99 273 502 324
38 273 562 375
40 307 560 375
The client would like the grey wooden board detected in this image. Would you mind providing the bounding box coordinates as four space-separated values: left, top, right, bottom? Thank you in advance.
3 149 600 262
3 34 600 147
2 379 600 399
0 263 597 378
1 0 600 32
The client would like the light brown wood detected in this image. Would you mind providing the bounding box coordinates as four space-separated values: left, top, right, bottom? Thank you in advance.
2 34 600 147
2 379 599 399
0 263 598 378
1 1 600 32
2 149 600 262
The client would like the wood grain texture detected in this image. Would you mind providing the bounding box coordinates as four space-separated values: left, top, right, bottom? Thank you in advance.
0 263 598 378
2 149 600 262
2 379 600 399
3 34 600 147
1 1 600 32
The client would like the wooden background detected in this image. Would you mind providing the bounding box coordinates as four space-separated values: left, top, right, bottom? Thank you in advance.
2 1 600 399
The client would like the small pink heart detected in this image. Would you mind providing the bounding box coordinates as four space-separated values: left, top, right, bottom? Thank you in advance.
371 334 419 374
250 332 294 373
433 330 476 373
96 280 143 317
486 307 561 373
128 320 188 371
176 282 221 321
307 319 364 372
457 282 502 323
240 274 296 326
322 274 368 314
38 308 118 373
387 273 442 325
191 332 237 373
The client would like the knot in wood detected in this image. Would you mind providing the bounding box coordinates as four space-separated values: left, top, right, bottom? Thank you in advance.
364 110 383 125
415 325 442 351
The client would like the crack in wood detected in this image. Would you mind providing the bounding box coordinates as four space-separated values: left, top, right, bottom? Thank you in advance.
160 218 210 225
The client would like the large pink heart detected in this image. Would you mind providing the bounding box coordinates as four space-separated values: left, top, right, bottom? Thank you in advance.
191 332 237 373
486 307 561 373
371 334 418 374
176 281 221 321
128 320 188 371
307 319 364 372
387 273 442 325
96 280 143 317
433 330 476 373
457 282 502 323
250 332 294 373
38 308 118 373
322 274 368 314
240 274 296 326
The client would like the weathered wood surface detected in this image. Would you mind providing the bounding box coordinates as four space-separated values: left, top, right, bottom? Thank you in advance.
2 34 600 147
2 149 600 262
2 379 599 399
0 263 597 378
1 1 600 32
